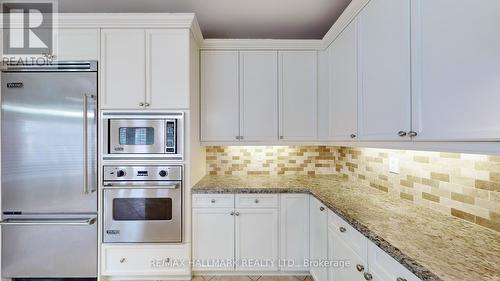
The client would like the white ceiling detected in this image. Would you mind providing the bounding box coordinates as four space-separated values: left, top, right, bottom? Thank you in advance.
58 0 352 39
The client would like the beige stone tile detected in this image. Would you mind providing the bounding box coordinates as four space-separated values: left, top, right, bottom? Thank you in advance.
293 276 308 281
303 276 314 281
191 277 205 281
259 277 302 281
248 276 261 281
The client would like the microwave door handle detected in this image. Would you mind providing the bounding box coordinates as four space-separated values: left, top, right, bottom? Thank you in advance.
0 217 97 226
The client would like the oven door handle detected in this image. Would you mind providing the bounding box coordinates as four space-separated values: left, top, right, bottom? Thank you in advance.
103 183 180 189
0 217 97 226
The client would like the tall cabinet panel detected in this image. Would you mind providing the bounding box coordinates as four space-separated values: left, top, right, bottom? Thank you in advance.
240 51 278 142
279 51 318 141
201 51 240 142
146 29 190 109
101 29 146 109
411 0 500 141
357 0 411 141
329 19 358 141
309 197 328 281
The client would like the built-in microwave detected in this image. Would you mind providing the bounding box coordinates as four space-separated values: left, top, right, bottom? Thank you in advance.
103 112 183 160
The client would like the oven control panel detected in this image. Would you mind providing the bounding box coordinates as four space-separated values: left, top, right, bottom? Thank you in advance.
103 166 182 181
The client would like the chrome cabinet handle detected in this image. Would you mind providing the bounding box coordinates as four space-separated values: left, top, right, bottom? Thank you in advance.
356 264 365 272
240 136 244 140
408 131 418 137
211 199 216 203
230 211 235 216
319 206 325 211
364 272 373 280
280 136 284 140
120 258 126 263
235 136 240 140
144 102 150 107
235 212 240 216
350 134 357 139
254 199 259 203
139 102 144 106
339 227 347 233
398 131 407 137
397 278 407 281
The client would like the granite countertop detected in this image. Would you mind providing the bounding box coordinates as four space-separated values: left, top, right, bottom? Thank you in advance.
192 175 500 281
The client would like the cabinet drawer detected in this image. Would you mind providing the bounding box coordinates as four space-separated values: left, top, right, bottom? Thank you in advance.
192 194 234 208
368 241 421 281
102 245 190 276
327 209 368 260
236 194 278 208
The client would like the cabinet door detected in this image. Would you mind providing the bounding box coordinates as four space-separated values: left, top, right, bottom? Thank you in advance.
146 29 189 109
235 208 279 271
101 29 146 109
309 197 328 281
411 0 500 141
327 226 367 281
279 51 318 141
192 208 235 271
240 51 278 142
201 51 240 142
329 19 358 141
368 242 421 281
279 194 309 271
57 29 99 60
357 0 411 140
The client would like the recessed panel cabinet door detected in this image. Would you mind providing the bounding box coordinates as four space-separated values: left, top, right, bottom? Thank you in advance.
235 208 279 271
240 51 278 142
101 29 146 109
357 0 411 141
192 208 235 271
279 51 318 141
329 19 358 141
411 0 500 141
309 197 328 281
327 227 367 281
201 51 240 142
57 29 99 60
146 29 190 109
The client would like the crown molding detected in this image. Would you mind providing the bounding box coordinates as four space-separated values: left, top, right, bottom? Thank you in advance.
201 39 323 50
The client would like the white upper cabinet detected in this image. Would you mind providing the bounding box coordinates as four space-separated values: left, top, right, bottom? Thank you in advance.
329 19 358 141
279 51 318 141
411 0 500 141
101 29 146 109
240 51 278 142
146 29 190 109
357 0 411 141
57 29 99 61
201 51 240 142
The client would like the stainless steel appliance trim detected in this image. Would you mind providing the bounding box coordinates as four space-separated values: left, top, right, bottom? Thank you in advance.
103 165 182 181
1 61 98 72
103 182 180 189
0 217 96 225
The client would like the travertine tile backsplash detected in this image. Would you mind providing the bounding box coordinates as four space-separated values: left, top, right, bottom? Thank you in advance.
206 146 500 232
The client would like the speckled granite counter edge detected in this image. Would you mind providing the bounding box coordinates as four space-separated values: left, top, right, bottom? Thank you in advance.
192 187 442 281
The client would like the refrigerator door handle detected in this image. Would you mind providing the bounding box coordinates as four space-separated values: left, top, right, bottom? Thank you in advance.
0 217 97 226
83 93 96 194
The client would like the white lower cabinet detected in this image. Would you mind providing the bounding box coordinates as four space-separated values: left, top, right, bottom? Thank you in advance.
280 194 310 271
192 207 235 271
327 210 368 281
101 244 191 277
368 242 420 281
309 197 328 281
192 194 280 272
235 208 279 271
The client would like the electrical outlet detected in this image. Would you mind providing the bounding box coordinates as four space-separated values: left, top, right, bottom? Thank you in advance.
389 157 400 174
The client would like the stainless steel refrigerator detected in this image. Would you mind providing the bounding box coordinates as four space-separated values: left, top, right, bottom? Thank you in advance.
0 62 98 279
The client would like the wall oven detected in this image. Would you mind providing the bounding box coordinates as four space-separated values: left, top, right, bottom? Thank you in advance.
103 112 183 160
103 165 182 243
